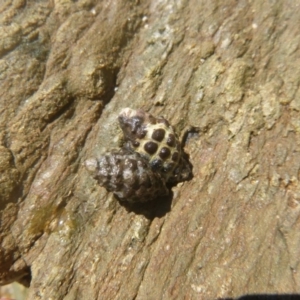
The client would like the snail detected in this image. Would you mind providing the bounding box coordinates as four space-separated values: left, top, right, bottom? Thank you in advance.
85 108 193 203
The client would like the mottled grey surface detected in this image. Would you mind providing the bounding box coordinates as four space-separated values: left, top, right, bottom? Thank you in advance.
85 148 169 203
0 0 300 299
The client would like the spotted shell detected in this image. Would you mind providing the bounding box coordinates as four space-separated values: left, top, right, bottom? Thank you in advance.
85 148 169 203
118 108 191 183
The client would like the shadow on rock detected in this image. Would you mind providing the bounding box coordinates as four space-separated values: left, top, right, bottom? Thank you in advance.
117 190 174 220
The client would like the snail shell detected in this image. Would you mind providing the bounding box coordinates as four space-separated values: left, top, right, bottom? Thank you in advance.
85 108 192 202
118 108 192 184
85 148 169 203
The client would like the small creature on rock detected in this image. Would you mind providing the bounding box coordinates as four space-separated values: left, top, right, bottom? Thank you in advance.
85 108 193 203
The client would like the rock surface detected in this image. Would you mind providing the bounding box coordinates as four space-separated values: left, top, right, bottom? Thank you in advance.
0 0 300 299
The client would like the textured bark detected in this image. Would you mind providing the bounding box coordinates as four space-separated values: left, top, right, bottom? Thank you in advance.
0 0 300 299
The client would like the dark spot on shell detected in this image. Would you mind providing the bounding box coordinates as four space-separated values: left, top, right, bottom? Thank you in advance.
144 141 158 154
150 158 163 171
152 128 165 142
137 128 147 139
172 152 179 162
133 140 140 147
159 147 171 159
167 134 176 147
